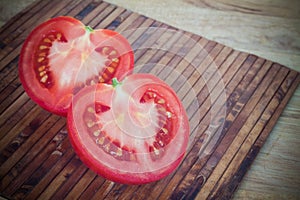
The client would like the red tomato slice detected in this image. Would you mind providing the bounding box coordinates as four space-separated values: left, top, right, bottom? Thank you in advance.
19 16 134 116
67 74 190 184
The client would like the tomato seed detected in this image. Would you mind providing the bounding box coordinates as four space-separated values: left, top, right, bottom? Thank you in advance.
87 107 95 113
109 142 121 157
39 45 49 50
157 98 165 104
166 111 172 118
39 71 46 77
161 127 168 134
86 120 95 128
149 146 161 160
43 38 52 43
102 72 109 80
101 47 109 54
96 137 105 145
107 66 115 73
116 148 122 156
158 140 165 147
40 75 48 83
38 57 45 63
109 50 117 56
38 66 46 71
93 130 100 137
56 33 62 40
103 143 110 152
111 58 119 63
90 80 96 85
109 62 118 68
99 77 105 83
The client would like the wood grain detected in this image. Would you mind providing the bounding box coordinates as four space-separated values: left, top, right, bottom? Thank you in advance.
0 0 299 199
185 0 300 18
102 1 300 199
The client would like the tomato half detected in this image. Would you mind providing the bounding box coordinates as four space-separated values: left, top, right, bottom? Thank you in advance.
67 74 189 184
19 16 134 116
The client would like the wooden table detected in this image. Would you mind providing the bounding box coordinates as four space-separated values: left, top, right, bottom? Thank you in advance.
0 0 299 199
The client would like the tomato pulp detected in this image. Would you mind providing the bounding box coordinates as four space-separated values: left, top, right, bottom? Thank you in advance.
19 16 134 116
67 74 190 184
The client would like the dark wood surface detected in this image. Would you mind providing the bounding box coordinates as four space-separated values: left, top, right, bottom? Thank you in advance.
0 0 299 199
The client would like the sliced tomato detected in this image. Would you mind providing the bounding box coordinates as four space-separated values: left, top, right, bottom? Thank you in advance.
67 74 190 184
19 16 134 116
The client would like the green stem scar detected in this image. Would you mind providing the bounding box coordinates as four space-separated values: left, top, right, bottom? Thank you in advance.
112 78 121 88
85 26 94 32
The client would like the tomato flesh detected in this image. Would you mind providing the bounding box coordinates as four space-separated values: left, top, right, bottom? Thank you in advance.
67 74 190 184
35 31 67 88
19 16 134 116
140 89 176 161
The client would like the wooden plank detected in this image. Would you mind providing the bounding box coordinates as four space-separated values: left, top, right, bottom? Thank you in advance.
0 99 38 148
0 80 23 114
1 118 65 196
0 109 50 165
36 155 82 200
22 141 74 200
195 64 288 199
50 162 88 199
78 176 106 200
85 3 115 28
64 169 97 200
0 114 60 181
0 93 29 127
212 72 300 199
12 133 70 199
0 0 299 199
0 0 50 38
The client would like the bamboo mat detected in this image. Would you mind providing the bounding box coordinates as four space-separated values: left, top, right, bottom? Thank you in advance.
0 0 299 199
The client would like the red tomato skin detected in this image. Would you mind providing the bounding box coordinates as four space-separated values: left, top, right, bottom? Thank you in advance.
19 16 134 116
67 74 190 184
